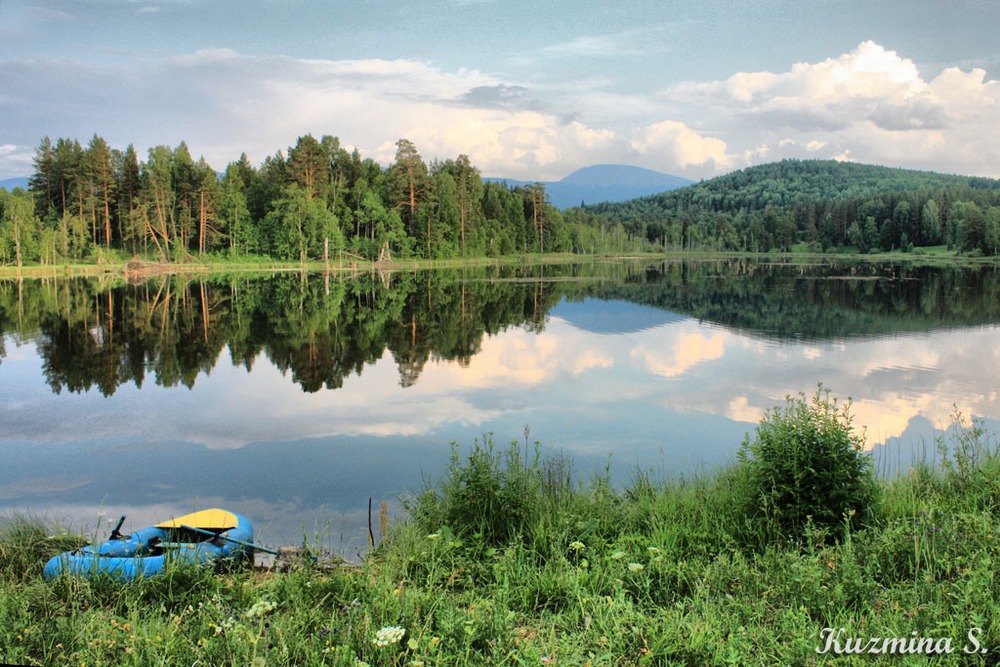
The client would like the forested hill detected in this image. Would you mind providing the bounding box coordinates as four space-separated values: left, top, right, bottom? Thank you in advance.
579 160 1000 255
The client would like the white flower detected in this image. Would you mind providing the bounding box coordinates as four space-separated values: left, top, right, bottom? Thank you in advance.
647 546 661 554
569 541 585 551
627 562 644 572
610 551 627 560
245 600 276 618
373 625 406 647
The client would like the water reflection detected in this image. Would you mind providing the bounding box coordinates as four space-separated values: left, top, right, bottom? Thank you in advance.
2 260 999 549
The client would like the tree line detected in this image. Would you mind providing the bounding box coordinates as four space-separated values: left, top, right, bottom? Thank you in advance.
8 147 1000 266
583 160 1000 256
0 134 624 267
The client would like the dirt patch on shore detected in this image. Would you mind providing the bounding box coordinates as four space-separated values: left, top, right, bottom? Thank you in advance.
123 258 185 282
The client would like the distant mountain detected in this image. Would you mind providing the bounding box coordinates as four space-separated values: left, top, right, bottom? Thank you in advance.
0 177 29 191
1 164 694 208
486 164 694 210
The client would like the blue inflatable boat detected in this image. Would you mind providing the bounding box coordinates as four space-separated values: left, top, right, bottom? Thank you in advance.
43 509 261 582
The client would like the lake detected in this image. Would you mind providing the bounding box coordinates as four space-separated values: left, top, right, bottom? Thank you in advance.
2 259 999 555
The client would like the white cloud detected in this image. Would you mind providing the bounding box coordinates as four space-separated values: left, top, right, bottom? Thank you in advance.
541 23 687 60
0 50 727 180
666 40 1000 176
2 41 998 180
631 120 736 171
672 41 942 132
30 7 75 23
544 34 627 58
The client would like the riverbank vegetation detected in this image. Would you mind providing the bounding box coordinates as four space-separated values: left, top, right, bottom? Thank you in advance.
3 392 1000 665
3 133 1000 271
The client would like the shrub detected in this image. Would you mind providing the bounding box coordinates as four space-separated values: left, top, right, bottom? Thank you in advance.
736 387 877 545
411 435 543 548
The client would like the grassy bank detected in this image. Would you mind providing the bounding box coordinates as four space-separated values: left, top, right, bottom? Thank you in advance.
3 398 1000 666
0 252 602 281
2 246 1000 280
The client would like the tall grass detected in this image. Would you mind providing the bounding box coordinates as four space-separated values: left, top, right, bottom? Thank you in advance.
3 411 1000 665
0 514 85 582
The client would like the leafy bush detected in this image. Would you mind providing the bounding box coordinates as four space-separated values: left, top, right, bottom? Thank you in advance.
410 435 545 548
736 387 877 545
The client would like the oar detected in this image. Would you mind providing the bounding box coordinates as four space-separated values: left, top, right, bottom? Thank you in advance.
109 515 126 541
179 524 279 556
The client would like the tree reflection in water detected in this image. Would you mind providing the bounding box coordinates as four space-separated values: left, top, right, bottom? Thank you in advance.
1 260 999 397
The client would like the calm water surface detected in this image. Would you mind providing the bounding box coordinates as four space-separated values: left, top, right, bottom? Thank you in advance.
1 260 999 553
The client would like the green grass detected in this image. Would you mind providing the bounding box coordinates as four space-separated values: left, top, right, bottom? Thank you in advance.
4 415 1000 666
4 245 1000 280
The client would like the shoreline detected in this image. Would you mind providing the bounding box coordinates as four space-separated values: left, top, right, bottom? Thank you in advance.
2 417 999 665
1 248 999 281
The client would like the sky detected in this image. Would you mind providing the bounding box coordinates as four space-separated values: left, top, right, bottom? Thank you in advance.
1 0 999 182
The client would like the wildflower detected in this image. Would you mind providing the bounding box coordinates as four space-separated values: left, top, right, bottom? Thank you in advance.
246 600 277 618
647 546 660 554
373 625 406 647
627 562 644 572
610 551 626 560
427 533 441 540
569 541 585 551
